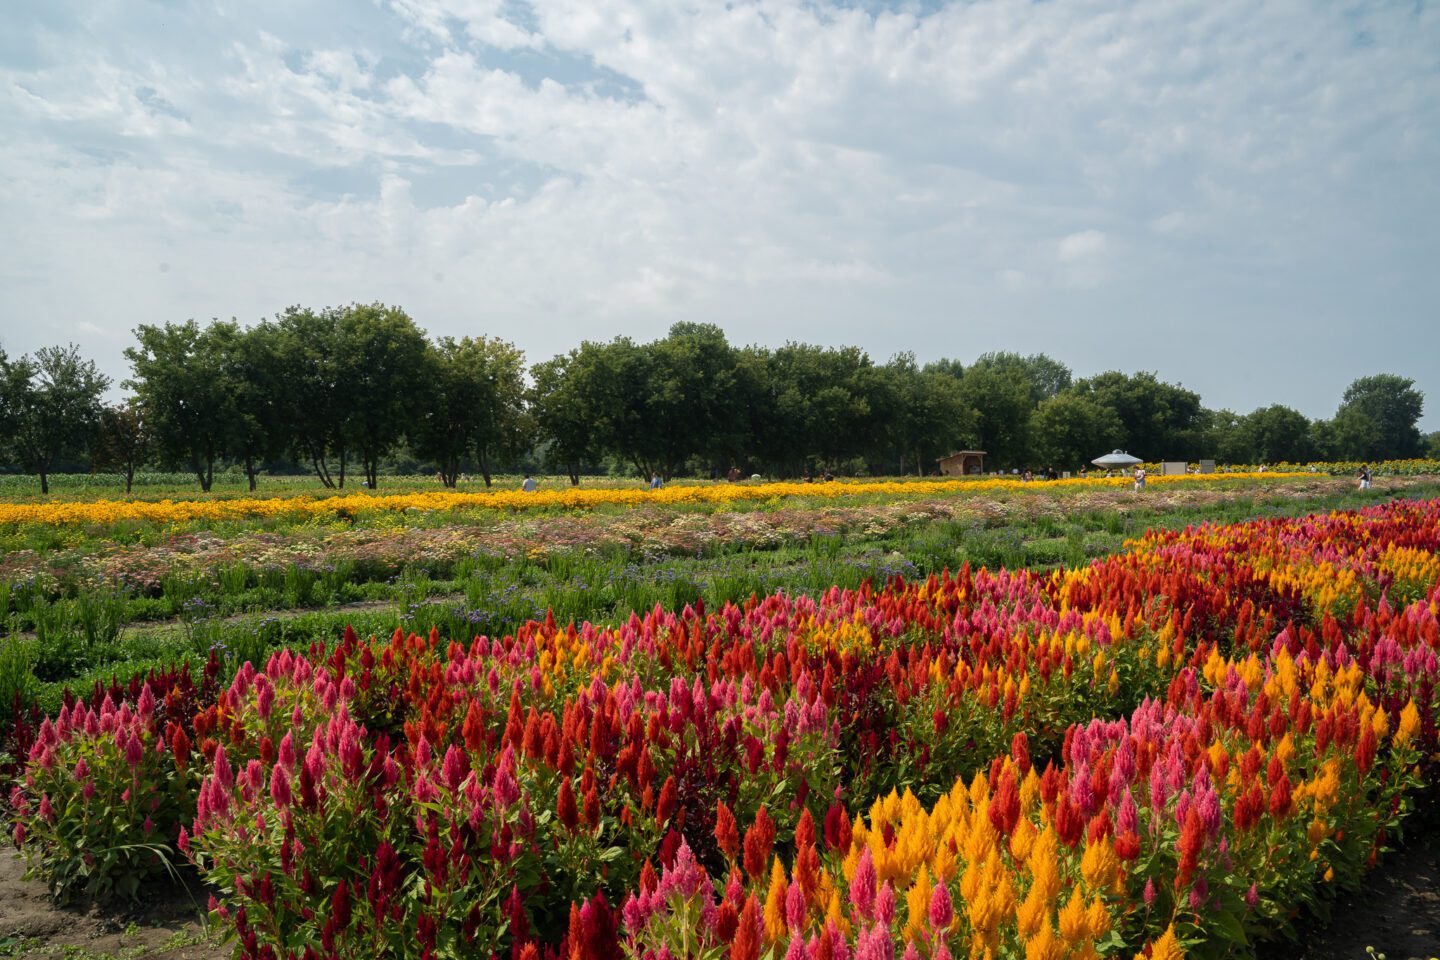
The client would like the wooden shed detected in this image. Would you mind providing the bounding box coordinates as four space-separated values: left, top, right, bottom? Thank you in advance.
937 451 987 477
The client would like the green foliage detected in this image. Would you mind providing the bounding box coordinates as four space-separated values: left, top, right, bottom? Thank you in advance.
875 353 978 476
1332 374 1425 460
416 335 529 488
124 322 233 492
0 344 109 494
1031 393 1123 471
955 362 1034 469
3 312 1435 487
13 693 196 903
1068 370 1206 462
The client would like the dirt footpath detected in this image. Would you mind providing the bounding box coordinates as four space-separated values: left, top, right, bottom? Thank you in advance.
1273 826 1440 960
0 851 224 959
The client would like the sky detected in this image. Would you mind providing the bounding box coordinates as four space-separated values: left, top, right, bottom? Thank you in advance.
1 0 1437 428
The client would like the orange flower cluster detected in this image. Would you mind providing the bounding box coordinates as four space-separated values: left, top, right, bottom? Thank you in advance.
0 472 1307 528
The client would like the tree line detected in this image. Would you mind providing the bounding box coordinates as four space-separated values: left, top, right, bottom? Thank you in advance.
0 305 1433 492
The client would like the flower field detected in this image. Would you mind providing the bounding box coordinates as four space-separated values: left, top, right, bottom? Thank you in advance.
7 492 1440 958
0 473 1304 530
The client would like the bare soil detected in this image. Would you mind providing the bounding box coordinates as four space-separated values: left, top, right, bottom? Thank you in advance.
0 851 224 959
1266 824 1440 960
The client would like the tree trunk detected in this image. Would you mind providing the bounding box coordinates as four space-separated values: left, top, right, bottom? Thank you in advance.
478 448 492 488
191 452 208 493
39 469 48 496
245 454 257 492
124 464 134 494
337 446 346 488
307 441 335 488
568 462 579 486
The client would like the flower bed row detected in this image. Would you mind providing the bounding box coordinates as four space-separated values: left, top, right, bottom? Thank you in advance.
0 473 1306 529
8 498 1440 959
5 475 1388 598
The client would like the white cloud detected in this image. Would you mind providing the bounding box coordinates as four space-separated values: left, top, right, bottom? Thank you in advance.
0 0 1437 425
1058 230 1106 263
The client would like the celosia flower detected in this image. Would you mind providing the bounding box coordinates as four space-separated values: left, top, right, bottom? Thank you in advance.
849 847 877 921
928 880 953 931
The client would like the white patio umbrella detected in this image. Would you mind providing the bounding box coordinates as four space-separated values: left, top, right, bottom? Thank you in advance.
1092 450 1142 469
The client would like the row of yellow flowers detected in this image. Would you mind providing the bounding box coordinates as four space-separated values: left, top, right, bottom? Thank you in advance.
0 472 1312 528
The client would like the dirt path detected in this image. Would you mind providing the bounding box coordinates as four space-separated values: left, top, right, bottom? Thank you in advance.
0 851 224 959
1269 826 1440 960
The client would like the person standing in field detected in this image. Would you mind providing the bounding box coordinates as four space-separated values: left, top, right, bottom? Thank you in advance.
521 474 538 492
1133 464 1147 491
1358 464 1372 490
650 472 663 489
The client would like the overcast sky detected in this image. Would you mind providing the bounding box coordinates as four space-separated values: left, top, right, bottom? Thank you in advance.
1 0 1437 428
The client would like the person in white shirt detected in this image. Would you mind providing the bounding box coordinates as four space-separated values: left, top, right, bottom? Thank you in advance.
521 474 538 492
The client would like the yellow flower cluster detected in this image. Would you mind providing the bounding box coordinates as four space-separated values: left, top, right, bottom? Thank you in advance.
834 765 1120 960
0 472 1308 528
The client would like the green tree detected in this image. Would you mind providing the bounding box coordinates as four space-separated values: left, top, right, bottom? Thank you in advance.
879 354 978 475
126 322 232 492
3 344 110 494
955 364 1033 470
1031 394 1123 472
416 336 528 487
334 304 430 489
1332 374 1425 460
210 321 288 491
273 307 347 487
94 402 151 493
755 344 876 475
532 338 656 479
968 352 1072 406
1426 431 1440 460
1236 405 1315 464
922 358 966 380
0 347 23 465
530 352 598 486
644 323 742 477
1205 409 1250 464
1068 371 1205 461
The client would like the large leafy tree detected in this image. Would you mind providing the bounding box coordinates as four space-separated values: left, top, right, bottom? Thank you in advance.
754 343 876 475
1332 374 1425 460
273 307 347 487
95 402 151 493
643 323 741 477
206 320 288 491
879 353 978 475
955 363 1034 470
1068 371 1205 461
530 352 599 486
533 338 655 479
1 344 110 493
967 352 1073 406
334 304 430 490
415 336 527 487
0 348 22 461
126 322 232 492
1237 405 1315 464
1031 393 1123 472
